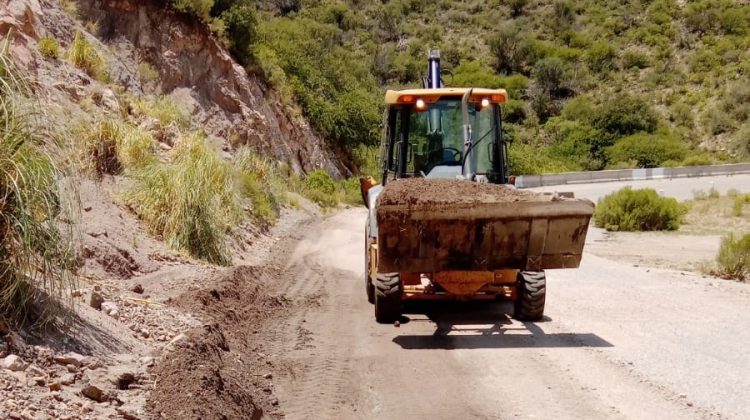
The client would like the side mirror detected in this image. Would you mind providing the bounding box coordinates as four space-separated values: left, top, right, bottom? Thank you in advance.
359 177 378 208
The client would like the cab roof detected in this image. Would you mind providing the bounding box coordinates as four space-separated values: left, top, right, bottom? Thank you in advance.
384 88 509 105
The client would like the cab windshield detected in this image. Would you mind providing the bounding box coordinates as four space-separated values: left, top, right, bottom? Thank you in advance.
403 99 499 176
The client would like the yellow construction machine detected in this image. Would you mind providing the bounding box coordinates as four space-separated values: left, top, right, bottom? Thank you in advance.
361 50 594 323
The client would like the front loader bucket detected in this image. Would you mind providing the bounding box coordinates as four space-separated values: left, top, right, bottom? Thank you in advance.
375 180 595 273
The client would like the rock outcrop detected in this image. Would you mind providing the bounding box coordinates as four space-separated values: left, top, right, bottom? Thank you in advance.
1 0 346 176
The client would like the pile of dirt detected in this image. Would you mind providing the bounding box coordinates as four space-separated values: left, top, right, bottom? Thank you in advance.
377 178 549 207
147 266 289 419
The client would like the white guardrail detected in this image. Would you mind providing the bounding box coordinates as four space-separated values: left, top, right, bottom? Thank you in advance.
514 163 750 188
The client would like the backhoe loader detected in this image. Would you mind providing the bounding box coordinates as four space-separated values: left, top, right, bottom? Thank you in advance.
361 50 594 323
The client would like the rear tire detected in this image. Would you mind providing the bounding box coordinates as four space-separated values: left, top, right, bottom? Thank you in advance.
374 272 401 323
365 223 374 304
513 271 546 321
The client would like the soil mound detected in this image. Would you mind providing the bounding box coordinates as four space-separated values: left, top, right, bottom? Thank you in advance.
377 178 547 207
147 266 288 419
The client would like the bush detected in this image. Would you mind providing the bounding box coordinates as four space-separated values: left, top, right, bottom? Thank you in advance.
508 0 529 16
0 49 75 323
38 37 59 59
586 42 617 73
716 233 750 281
592 94 659 137
138 61 159 82
621 49 651 69
254 17 381 147
68 30 107 81
233 147 286 224
508 142 577 175
171 0 214 21
303 169 337 207
606 132 687 168
594 187 686 231
219 4 257 65
489 23 532 74
532 57 567 96
681 155 712 166
125 132 239 265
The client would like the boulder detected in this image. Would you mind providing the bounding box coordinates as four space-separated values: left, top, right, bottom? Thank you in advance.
2 354 27 372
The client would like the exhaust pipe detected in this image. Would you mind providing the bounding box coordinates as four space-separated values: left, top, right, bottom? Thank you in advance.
461 88 474 179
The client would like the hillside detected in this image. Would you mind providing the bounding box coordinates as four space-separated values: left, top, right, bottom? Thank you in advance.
179 0 750 174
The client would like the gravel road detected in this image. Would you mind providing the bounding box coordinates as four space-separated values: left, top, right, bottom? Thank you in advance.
271 206 750 419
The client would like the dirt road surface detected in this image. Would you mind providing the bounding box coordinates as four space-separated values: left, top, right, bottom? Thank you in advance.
267 207 750 420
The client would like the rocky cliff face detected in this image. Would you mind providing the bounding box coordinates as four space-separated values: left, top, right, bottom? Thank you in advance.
1 0 346 176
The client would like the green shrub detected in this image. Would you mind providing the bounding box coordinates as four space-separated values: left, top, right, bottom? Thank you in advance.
532 57 567 96
254 17 381 147
621 49 651 69
704 107 734 135
233 147 286 224
594 187 686 231
508 142 577 175
592 94 659 137
125 132 239 265
489 23 536 74
546 119 607 170
68 30 107 81
606 132 687 168
303 169 337 207
219 4 257 65
586 41 617 73
38 37 59 59
0 48 76 323
171 0 214 21
716 233 750 281
681 155 712 166
137 61 159 82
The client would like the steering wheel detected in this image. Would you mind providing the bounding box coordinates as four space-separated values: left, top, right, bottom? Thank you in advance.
427 147 462 167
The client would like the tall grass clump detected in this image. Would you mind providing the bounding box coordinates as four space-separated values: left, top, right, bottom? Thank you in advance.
118 125 155 170
131 96 190 129
0 42 76 324
233 147 286 224
38 37 60 59
75 118 122 177
124 132 239 265
67 30 107 81
716 233 750 281
73 119 155 176
594 187 686 231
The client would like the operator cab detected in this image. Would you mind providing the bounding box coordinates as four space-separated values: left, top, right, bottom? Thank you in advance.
381 88 509 184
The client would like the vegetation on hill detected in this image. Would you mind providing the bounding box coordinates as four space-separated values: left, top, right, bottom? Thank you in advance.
0 45 76 324
167 0 750 175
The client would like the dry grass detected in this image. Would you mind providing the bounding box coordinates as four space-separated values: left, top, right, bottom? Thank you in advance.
681 192 750 235
131 95 189 129
124 132 239 265
0 39 77 325
67 30 108 81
